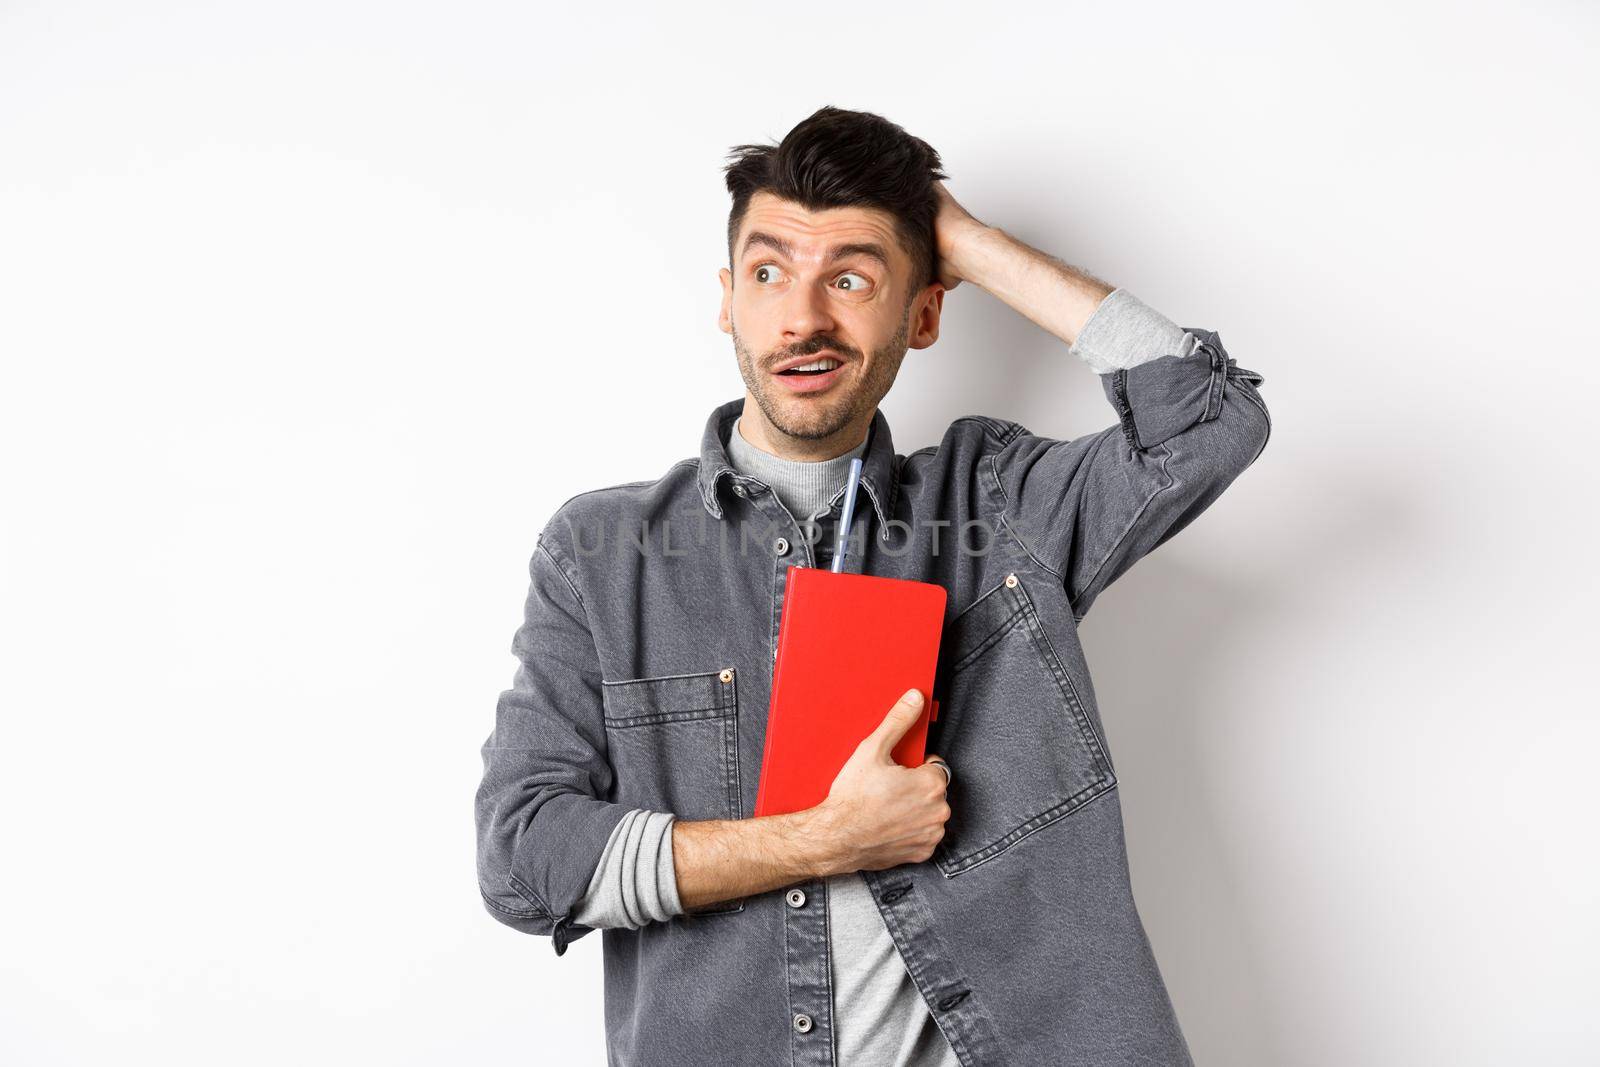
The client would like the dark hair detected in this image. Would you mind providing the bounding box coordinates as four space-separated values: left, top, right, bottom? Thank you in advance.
722 106 949 298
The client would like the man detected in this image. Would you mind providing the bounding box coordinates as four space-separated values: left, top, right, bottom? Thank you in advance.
475 105 1270 1067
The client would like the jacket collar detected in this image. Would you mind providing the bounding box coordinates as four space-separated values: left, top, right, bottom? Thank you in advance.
697 397 897 530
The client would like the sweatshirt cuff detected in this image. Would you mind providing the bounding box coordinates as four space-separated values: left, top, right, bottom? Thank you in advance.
572 808 684 931
1068 288 1197 375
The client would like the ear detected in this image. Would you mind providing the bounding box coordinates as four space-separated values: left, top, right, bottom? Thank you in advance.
908 283 944 350
717 267 734 335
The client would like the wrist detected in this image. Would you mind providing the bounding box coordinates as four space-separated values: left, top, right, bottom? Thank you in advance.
941 222 1005 291
789 804 851 879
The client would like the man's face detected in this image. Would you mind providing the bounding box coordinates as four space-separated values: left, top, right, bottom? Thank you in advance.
718 191 942 446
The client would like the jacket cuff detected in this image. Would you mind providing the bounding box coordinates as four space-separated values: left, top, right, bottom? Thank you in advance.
504 794 632 955
1101 328 1257 451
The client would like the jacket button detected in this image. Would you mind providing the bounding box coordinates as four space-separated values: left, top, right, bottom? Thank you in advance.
1004 573 1018 588
774 537 789 555
733 484 746 497
786 888 807 908
719 668 733 684
792 1012 813 1033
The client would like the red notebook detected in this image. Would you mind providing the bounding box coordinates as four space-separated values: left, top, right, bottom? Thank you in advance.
754 566 948 818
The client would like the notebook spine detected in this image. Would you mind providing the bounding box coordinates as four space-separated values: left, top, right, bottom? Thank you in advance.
754 565 805 816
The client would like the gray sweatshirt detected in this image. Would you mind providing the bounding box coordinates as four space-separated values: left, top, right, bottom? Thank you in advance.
571 288 1194 1064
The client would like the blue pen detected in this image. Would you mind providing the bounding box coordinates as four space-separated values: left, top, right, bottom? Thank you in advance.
831 457 864 573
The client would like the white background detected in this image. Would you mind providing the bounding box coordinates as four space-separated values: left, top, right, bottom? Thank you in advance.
2 2 1595 1064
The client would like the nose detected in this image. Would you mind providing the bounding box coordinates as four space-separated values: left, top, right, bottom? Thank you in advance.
778 276 838 345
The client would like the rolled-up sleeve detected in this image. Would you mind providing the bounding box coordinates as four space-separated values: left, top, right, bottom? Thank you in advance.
475 533 632 955
571 808 685 930
993 292 1271 621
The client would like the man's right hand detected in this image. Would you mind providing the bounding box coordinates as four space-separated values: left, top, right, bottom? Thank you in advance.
672 688 951 911
809 688 952 875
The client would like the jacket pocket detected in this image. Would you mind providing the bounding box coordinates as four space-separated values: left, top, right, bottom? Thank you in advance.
600 667 746 915
930 574 1117 877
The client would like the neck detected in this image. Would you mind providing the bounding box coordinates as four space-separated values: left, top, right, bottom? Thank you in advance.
725 414 870 523
735 398 871 462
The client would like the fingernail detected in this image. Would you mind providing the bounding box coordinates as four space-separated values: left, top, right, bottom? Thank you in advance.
904 689 924 706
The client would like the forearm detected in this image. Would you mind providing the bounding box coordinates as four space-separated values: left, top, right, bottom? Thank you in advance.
944 223 1116 348
672 808 843 911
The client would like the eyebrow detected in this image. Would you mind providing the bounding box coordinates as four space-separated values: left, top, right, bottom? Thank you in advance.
740 231 891 271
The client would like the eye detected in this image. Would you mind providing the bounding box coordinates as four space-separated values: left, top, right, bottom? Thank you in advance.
835 271 871 293
753 263 784 284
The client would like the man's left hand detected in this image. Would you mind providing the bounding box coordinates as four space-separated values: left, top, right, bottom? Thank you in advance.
932 181 986 292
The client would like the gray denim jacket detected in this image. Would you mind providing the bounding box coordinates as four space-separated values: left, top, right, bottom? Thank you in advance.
476 330 1269 1066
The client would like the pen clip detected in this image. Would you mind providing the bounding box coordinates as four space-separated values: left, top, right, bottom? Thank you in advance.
830 457 864 573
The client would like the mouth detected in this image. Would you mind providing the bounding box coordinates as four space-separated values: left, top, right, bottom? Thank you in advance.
771 352 847 394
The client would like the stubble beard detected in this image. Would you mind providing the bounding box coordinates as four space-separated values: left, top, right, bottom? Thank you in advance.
731 299 912 443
